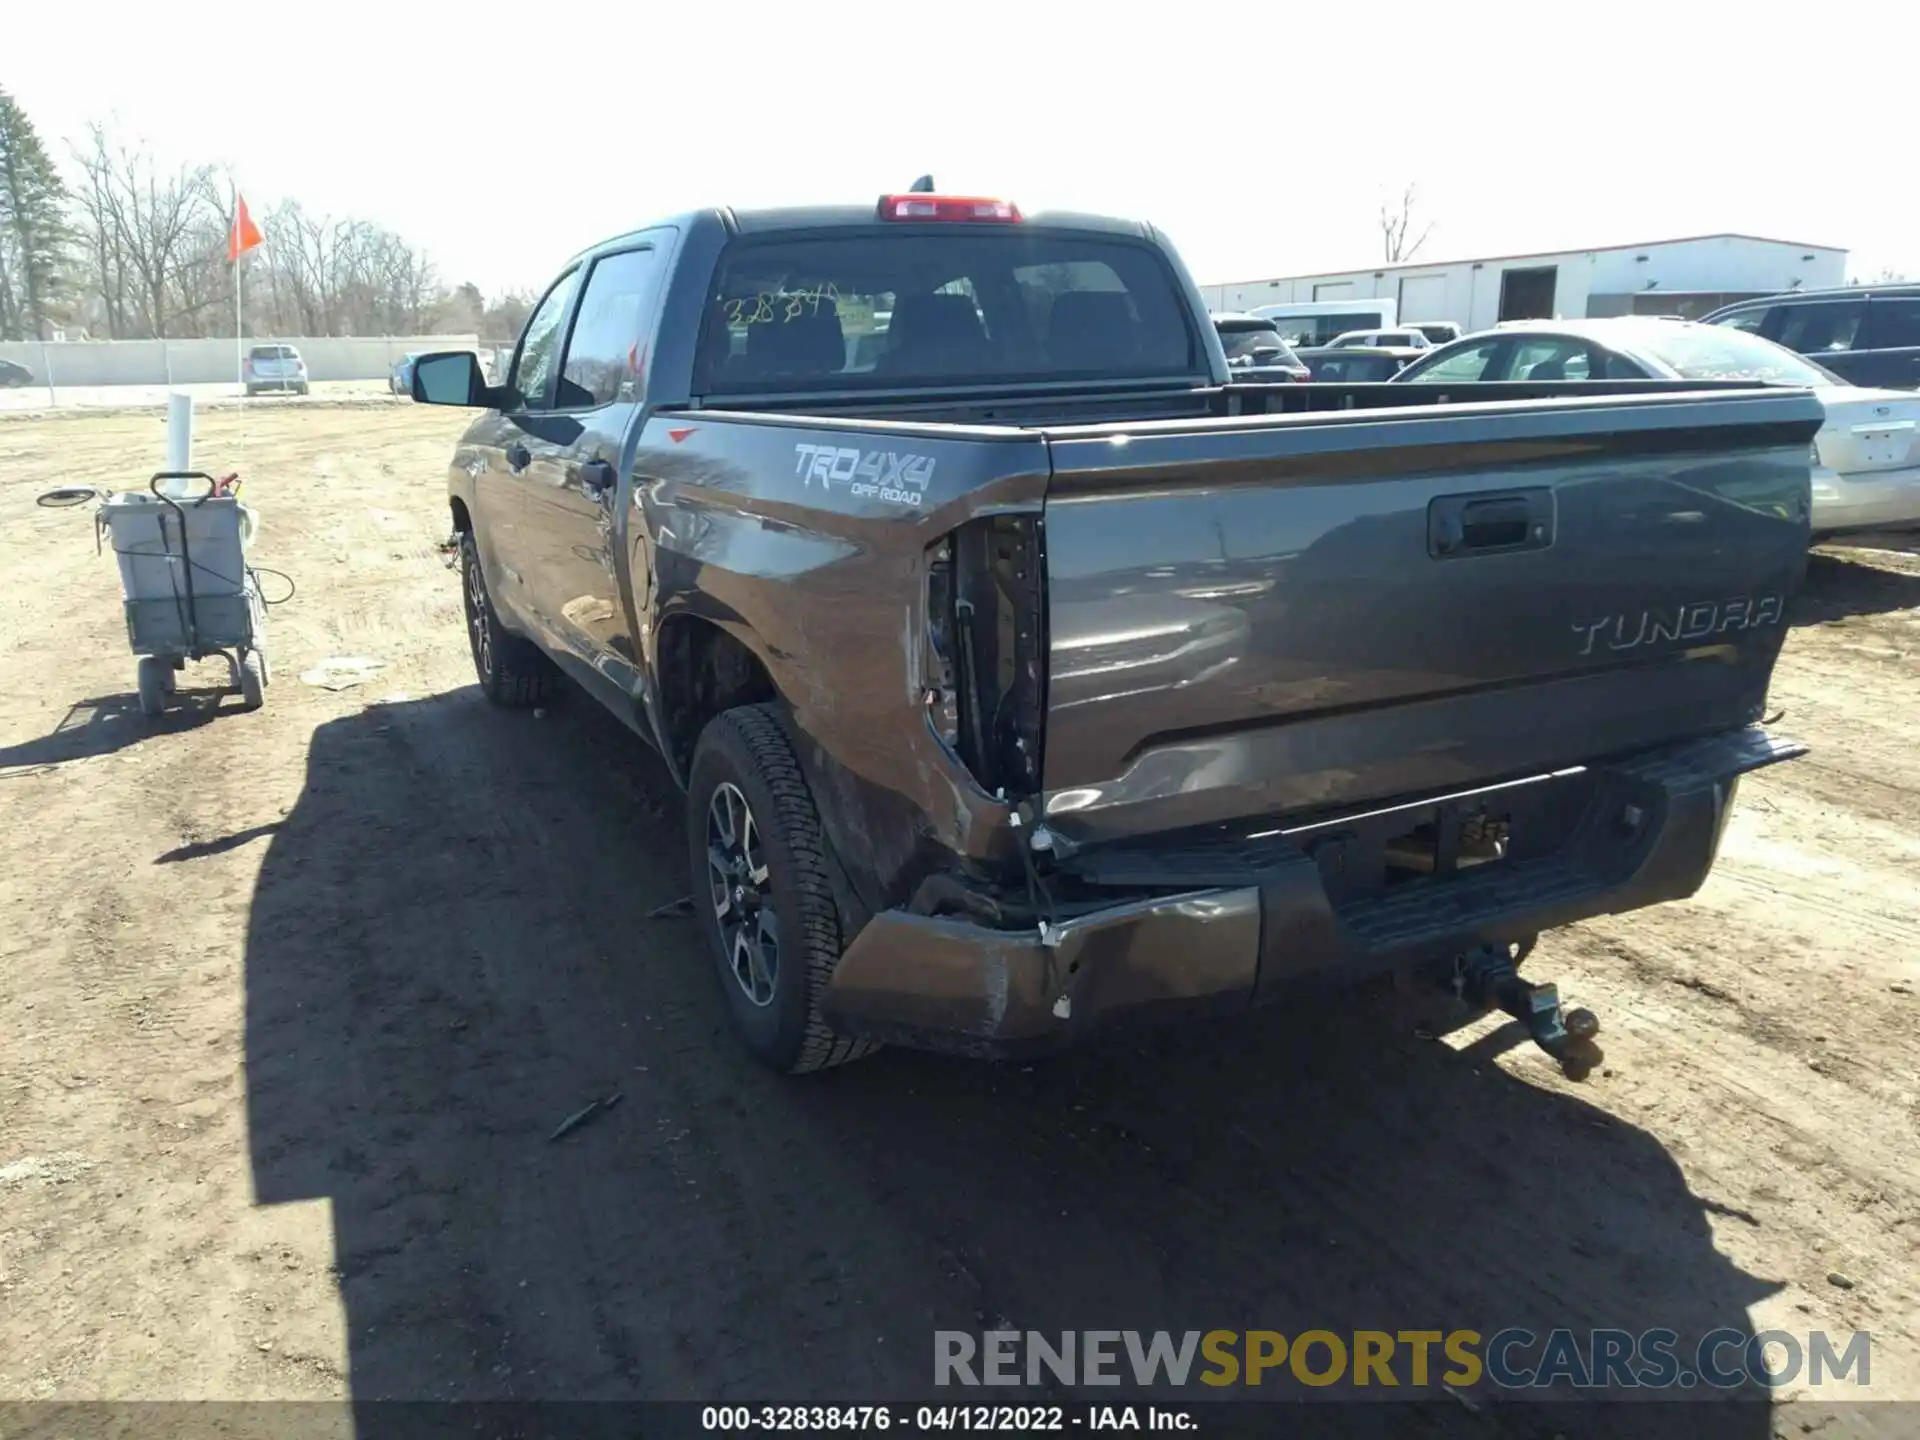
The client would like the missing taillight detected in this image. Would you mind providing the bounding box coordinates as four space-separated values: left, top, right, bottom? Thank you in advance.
932 515 1046 798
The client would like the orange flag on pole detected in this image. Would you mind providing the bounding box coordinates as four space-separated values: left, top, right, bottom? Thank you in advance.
229 195 263 262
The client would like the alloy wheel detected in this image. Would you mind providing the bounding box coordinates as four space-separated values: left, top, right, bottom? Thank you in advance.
706 781 778 1008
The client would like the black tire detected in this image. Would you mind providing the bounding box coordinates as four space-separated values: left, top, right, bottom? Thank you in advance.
688 704 875 1074
459 530 555 707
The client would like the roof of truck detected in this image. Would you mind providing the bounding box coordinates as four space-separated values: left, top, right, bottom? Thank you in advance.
721 205 1153 237
576 205 1156 262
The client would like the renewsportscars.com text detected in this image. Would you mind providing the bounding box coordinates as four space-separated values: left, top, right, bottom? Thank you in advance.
935 1328 1872 1392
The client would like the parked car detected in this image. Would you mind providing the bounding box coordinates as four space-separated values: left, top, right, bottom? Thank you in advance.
405 193 1815 1077
1293 345 1421 381
244 344 308 396
1212 312 1309 381
1703 285 1920 391
0 357 34 387
1407 321 1462 346
390 352 422 395
1393 318 1920 536
1329 328 1432 351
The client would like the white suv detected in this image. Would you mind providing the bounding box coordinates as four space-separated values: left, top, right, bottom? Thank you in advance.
244 344 309 396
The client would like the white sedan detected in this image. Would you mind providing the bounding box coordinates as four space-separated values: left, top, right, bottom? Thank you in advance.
1392 318 1920 537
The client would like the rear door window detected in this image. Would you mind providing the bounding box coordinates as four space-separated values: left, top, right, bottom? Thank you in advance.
1507 338 1595 380
698 230 1198 394
1401 339 1504 383
1774 301 1867 355
558 244 669 407
1865 297 1920 350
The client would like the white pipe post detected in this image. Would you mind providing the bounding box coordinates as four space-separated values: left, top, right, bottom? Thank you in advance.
166 392 193 475
38 340 54 406
235 250 243 396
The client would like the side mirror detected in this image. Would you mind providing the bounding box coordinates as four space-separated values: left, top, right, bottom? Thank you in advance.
411 351 495 407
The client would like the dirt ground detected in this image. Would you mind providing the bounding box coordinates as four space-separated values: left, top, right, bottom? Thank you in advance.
1 402 1916 1432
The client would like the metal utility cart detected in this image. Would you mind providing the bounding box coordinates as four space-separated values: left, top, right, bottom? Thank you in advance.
99 471 272 715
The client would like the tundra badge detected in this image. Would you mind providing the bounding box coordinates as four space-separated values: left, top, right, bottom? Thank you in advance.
1573 594 1785 656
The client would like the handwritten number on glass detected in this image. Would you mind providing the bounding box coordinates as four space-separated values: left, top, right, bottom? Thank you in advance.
724 283 842 326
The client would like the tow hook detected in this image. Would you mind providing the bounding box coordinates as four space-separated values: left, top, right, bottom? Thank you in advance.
1452 945 1604 1080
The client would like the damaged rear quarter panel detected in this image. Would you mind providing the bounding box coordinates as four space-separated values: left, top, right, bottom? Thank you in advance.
632 410 1052 910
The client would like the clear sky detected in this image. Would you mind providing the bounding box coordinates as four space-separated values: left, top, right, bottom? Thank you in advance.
8 0 1915 297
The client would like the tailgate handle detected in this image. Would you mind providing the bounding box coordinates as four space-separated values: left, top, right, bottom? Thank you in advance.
1429 488 1554 558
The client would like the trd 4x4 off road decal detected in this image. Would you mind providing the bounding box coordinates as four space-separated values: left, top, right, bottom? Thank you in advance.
792 444 935 508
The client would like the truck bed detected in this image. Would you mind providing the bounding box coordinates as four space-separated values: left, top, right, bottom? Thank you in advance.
658 378 1818 868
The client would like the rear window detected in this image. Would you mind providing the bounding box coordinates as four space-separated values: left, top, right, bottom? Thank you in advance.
1305 353 1404 382
1637 326 1842 387
249 345 296 360
695 230 1198 395
1216 322 1297 365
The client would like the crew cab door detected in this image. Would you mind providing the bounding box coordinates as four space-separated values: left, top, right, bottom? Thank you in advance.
518 239 673 703
465 264 582 634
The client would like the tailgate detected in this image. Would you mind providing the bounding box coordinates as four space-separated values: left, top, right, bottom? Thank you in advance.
1038 389 1820 844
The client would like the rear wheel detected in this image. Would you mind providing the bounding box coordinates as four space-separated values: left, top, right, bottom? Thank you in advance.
688 704 875 1074
460 530 555 707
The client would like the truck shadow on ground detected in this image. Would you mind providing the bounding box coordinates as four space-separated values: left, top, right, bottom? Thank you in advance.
242 690 1781 1437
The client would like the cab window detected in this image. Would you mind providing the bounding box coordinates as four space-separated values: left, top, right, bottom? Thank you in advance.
510 268 581 409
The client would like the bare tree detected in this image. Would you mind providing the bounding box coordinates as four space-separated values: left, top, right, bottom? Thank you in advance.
480 290 534 344
1380 183 1434 265
58 115 493 339
247 200 443 336
69 124 225 338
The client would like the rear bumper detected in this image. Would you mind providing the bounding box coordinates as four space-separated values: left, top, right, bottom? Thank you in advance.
820 725 1804 1057
1812 463 1920 533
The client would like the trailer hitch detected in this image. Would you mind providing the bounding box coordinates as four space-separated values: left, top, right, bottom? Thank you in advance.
1452 944 1604 1080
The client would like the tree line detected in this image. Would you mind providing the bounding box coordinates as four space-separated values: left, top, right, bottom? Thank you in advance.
0 88 532 344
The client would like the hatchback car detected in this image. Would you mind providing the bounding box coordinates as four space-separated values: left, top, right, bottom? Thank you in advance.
390 352 422 395
0 357 34 387
244 344 308 396
1212 312 1311 382
1393 318 1920 537
1703 285 1920 391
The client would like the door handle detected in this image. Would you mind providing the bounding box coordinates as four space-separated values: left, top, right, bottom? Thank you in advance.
576 458 616 497
505 441 532 474
1428 487 1554 558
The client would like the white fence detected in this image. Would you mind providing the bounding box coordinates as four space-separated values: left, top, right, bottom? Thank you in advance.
0 335 482 387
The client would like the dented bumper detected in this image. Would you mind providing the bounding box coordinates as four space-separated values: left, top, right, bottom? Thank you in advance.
819 725 1805 1057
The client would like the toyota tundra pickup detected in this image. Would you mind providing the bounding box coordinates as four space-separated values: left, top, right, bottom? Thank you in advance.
409 192 1817 1076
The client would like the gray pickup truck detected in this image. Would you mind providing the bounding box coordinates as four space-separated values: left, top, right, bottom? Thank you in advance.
409 191 1817 1077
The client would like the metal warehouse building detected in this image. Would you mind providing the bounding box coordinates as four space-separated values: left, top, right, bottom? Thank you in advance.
1201 233 1848 332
